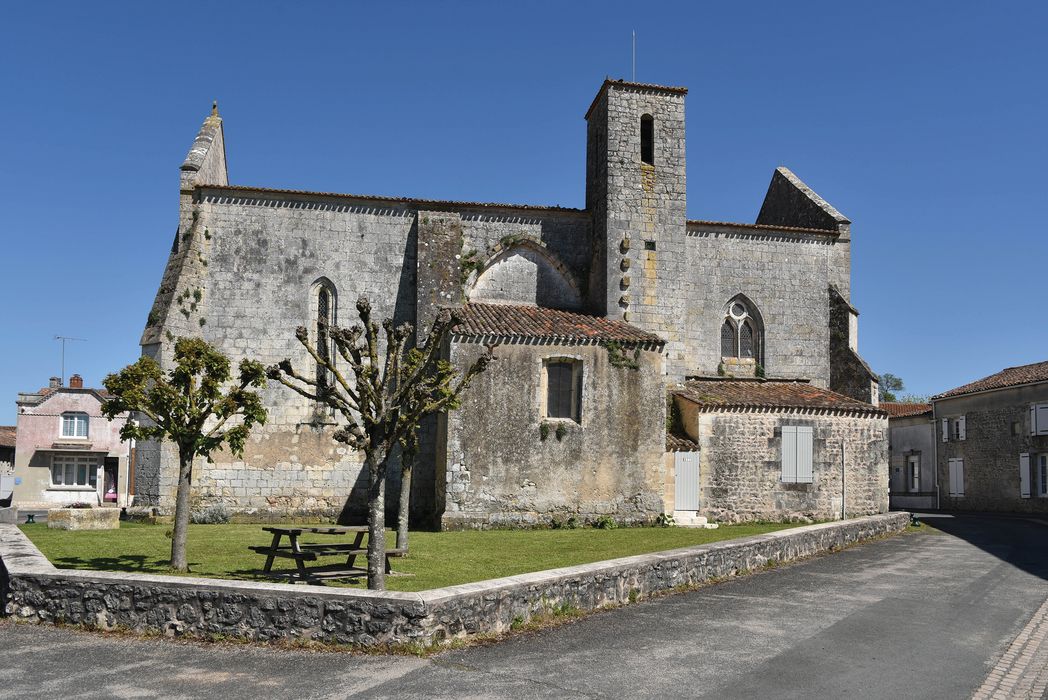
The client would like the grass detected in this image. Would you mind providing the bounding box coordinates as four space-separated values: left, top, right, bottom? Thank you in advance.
20 521 801 592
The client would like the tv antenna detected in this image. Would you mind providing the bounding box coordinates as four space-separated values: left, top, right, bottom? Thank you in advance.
54 336 87 385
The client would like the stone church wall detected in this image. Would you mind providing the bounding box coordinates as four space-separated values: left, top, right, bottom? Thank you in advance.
684 223 841 385
442 340 667 528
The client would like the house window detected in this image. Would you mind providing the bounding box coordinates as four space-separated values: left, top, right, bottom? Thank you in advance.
1040 454 1048 497
942 416 966 442
907 454 921 492
60 412 89 439
544 359 581 422
948 458 964 497
640 114 654 165
51 454 98 488
721 297 763 362
781 425 813 483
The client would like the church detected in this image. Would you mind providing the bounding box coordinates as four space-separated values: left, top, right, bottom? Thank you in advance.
137 79 888 527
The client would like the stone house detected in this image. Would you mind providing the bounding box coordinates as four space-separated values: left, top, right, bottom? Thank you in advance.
12 375 133 508
0 426 15 506
883 402 936 511
137 79 884 526
932 360 1048 513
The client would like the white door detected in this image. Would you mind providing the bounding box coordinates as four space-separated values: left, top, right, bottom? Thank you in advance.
674 451 700 511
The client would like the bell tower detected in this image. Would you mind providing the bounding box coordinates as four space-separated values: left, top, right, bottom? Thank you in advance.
585 79 688 375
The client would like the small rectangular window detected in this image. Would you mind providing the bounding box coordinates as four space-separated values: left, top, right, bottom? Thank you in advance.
640 114 654 165
544 360 581 422
644 240 656 251
61 413 89 438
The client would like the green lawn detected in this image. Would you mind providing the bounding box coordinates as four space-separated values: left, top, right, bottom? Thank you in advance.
20 521 801 592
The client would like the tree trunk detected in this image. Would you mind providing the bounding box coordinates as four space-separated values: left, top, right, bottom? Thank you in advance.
366 454 387 591
170 449 194 573
396 457 413 552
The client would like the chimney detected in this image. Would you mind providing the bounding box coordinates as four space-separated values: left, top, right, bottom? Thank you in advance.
69 374 83 389
49 376 62 389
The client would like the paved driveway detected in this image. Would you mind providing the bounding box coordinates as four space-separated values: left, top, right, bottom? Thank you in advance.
1 514 1046 699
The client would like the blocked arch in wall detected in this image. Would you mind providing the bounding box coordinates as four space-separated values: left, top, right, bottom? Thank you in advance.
466 239 583 310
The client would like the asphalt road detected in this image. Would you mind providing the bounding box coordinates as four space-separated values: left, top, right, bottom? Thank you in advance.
1 513 1046 699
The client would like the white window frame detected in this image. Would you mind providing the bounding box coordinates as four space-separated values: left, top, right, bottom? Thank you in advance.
60 412 89 439
50 454 98 489
780 425 814 484
541 357 582 423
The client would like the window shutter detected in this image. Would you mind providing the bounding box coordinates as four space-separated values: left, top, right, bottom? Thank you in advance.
1032 405 1038 436
796 426 813 483
781 426 797 483
942 418 949 443
948 458 965 497
958 415 966 441
1020 453 1031 498
955 459 965 497
1036 404 1048 436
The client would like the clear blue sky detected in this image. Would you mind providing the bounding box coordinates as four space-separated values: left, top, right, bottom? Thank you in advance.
1 1 1044 423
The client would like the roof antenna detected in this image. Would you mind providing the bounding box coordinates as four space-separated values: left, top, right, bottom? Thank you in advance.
53 336 86 386
632 30 636 82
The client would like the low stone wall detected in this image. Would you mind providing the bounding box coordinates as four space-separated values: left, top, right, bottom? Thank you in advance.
48 508 120 530
1 512 909 647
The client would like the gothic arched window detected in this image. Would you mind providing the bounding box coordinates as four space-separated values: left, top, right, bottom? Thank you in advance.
721 297 763 362
311 279 337 395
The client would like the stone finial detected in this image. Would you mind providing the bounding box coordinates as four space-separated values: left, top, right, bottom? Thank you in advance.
211 100 219 117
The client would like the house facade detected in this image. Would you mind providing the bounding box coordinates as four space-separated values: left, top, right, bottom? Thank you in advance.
933 360 1048 512
12 375 133 508
883 402 936 511
137 79 883 527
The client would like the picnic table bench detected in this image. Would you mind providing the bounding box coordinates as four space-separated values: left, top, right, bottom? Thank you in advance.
249 525 407 584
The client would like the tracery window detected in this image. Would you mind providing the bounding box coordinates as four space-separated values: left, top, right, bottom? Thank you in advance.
721 298 762 362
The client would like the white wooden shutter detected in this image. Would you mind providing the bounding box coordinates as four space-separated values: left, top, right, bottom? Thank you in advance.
1036 404 1048 436
1020 453 1031 498
1032 405 1038 436
958 415 966 441
796 426 814 483
942 418 949 442
949 459 965 497
781 426 797 483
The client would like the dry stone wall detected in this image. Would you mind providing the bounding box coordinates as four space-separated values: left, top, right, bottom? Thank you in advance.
1 514 909 647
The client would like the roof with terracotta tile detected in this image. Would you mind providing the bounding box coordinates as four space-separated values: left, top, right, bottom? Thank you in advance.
666 432 698 452
675 378 885 416
933 360 1048 400
686 219 841 236
452 303 664 346
881 402 932 419
0 426 15 448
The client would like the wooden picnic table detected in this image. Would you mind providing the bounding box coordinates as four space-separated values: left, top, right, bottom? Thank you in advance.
249 525 406 584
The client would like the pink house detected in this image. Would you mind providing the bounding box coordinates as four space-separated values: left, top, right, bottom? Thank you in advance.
12 374 134 508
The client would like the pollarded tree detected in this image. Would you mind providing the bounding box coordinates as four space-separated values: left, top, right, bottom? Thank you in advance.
267 297 492 591
101 338 267 572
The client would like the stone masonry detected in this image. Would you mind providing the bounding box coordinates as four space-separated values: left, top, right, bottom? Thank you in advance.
137 78 881 525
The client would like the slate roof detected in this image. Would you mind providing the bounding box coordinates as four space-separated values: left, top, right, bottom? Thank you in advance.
933 360 1048 400
452 303 664 346
675 379 885 416
881 402 932 419
0 426 15 448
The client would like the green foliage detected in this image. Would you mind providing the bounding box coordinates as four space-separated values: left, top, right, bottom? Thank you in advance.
593 515 618 530
101 336 268 461
628 588 639 603
666 397 683 435
555 423 567 441
877 372 905 402
146 310 159 327
192 288 203 303
655 512 676 528
755 362 766 378
459 248 481 285
604 341 640 370
539 422 550 441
